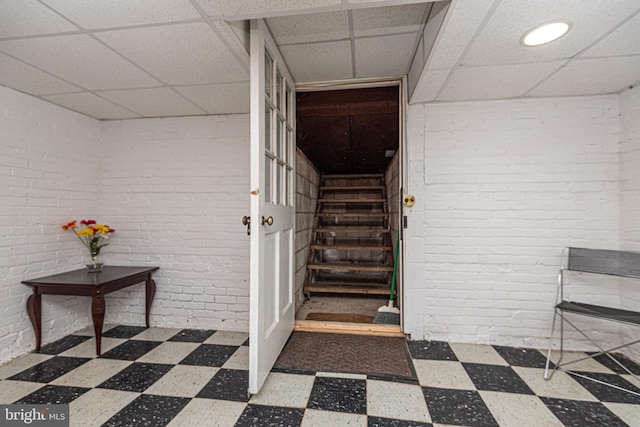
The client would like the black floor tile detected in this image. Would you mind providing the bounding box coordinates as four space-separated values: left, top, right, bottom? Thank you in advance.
463 363 534 394
97 362 172 393
235 404 304 427
102 394 190 427
407 341 458 361
100 340 161 361
588 352 640 375
14 384 90 404
179 344 238 367
167 329 216 343
102 325 148 339
39 335 92 355
242 338 250 346
492 345 550 368
540 397 628 426
367 416 432 426
422 387 498 427
196 368 249 402
9 356 90 383
569 371 640 404
307 376 367 414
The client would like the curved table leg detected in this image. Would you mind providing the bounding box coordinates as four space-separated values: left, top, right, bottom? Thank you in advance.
91 290 106 355
145 277 156 328
26 292 42 352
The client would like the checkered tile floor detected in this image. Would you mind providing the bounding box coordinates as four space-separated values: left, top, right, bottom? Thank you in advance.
1 325 640 426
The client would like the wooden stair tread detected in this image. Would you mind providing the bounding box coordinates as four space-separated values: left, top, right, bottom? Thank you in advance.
322 174 384 179
318 198 386 203
313 227 390 233
320 186 385 190
308 264 393 272
303 284 390 295
294 321 404 337
310 245 392 251
315 213 387 218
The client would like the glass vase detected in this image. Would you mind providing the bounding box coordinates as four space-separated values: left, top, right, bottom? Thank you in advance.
86 255 103 273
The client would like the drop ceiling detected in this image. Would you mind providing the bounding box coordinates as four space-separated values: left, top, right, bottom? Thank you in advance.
0 0 639 120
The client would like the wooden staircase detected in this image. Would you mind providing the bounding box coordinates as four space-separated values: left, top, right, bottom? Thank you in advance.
303 173 394 297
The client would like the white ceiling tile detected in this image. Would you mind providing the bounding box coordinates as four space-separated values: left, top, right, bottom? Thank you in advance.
410 68 450 103
355 33 416 78
98 87 206 117
42 92 139 119
0 0 78 38
426 0 495 70
352 4 428 37
266 11 349 44
0 34 160 90
437 62 563 101
176 82 250 114
195 0 342 19
462 0 640 66
0 53 80 95
41 0 200 29
528 56 640 98
96 23 248 85
581 12 640 58
279 41 352 82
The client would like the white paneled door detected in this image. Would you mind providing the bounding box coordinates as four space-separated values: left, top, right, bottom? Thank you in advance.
248 19 296 395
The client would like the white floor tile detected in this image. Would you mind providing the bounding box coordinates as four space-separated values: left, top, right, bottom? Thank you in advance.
412 360 475 390
545 350 615 374
450 343 509 365
51 358 131 388
144 365 218 398
136 342 200 365
300 409 367 427
604 402 640 426
0 380 45 404
480 391 563 427
367 380 431 423
221 346 249 370
249 372 315 408
513 367 597 401
166 398 246 427
204 331 249 346
69 388 138 427
132 327 183 342
59 337 126 358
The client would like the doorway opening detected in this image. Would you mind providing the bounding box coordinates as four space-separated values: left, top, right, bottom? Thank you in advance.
293 83 403 332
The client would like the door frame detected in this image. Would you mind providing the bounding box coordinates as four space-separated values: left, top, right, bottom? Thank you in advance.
295 77 407 330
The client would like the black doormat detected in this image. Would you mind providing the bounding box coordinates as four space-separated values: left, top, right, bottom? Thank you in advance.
274 332 417 381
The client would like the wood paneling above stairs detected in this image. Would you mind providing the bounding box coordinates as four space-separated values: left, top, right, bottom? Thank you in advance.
303 173 394 297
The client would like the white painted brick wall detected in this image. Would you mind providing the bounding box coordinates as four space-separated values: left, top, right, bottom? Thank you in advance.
619 86 640 359
0 86 102 363
404 95 623 351
99 115 251 332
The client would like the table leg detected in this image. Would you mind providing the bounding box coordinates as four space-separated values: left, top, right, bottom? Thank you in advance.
91 289 106 355
26 291 42 352
145 276 156 328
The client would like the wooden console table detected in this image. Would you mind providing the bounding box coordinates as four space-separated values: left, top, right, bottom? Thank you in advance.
22 266 159 355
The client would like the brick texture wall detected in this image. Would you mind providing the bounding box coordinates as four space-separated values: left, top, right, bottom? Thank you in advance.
99 115 251 332
295 150 319 309
0 86 102 362
404 95 622 350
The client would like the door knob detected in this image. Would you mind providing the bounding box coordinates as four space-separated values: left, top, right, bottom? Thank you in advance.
242 216 251 235
261 216 273 226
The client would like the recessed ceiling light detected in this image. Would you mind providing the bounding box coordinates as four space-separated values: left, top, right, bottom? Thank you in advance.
521 21 571 46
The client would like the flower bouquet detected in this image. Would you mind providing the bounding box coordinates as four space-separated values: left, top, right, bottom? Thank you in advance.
62 219 116 272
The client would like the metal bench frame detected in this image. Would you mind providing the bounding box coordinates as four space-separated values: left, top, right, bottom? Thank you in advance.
544 247 640 396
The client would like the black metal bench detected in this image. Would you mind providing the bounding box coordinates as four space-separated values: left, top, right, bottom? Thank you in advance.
544 247 640 396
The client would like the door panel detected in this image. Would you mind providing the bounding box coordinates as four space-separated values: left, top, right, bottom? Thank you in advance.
248 19 296 395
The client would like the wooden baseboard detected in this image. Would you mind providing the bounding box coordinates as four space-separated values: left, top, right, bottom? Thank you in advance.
294 320 405 337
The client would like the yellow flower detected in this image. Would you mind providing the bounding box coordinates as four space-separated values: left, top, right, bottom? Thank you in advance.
94 224 110 235
76 228 95 237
